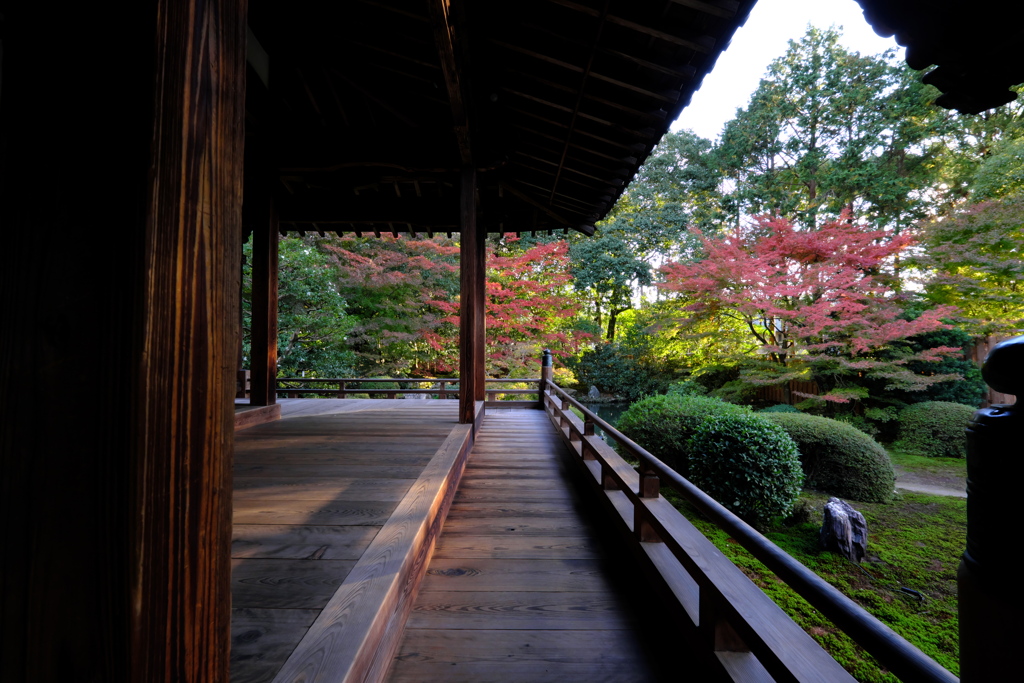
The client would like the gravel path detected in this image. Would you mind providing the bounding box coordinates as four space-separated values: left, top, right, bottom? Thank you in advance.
893 466 967 498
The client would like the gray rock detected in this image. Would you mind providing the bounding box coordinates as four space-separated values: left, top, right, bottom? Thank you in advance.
819 497 868 563
587 385 601 400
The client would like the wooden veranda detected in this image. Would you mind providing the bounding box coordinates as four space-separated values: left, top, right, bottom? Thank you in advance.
4 1 1023 681
231 400 683 682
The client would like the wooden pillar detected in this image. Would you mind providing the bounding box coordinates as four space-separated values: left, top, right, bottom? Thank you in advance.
0 2 246 682
249 184 279 406
959 336 1024 681
459 167 485 424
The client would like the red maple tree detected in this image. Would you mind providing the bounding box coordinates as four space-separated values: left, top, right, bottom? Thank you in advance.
428 237 589 376
660 215 960 402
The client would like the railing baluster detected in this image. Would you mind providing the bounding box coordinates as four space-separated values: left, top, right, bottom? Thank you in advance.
581 415 596 460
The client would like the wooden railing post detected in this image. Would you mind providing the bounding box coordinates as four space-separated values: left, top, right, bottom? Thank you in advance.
560 399 571 429
960 335 1024 682
539 348 553 407
635 460 661 542
581 416 596 460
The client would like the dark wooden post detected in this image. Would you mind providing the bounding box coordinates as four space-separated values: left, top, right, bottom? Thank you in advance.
459 167 485 424
539 348 553 407
960 335 1024 682
248 171 279 406
1 3 245 682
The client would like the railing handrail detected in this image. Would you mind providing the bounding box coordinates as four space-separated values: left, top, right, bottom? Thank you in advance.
273 376 545 402
543 381 958 683
276 376 542 384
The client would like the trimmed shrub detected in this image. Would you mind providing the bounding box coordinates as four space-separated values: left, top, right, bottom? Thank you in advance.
762 413 895 503
688 414 804 527
760 403 800 414
615 395 749 477
896 401 975 458
666 380 707 397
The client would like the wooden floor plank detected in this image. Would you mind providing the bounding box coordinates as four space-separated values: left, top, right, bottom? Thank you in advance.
230 608 320 683
387 629 659 682
404 591 635 629
431 534 603 559
231 559 358 608
232 525 379 559
233 477 415 502
386 409 676 683
230 402 461 683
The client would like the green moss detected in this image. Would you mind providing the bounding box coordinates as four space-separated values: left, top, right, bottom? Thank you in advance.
667 490 963 681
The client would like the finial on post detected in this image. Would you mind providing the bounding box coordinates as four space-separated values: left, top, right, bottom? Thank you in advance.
960 334 1024 681
542 348 553 367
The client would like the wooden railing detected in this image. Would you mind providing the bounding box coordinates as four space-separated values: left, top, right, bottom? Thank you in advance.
276 377 459 399
274 376 543 405
541 381 958 683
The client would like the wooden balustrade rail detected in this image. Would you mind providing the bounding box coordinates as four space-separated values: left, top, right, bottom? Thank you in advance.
541 382 959 683
273 376 543 405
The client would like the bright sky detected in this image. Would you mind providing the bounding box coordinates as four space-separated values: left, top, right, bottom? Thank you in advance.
672 0 900 141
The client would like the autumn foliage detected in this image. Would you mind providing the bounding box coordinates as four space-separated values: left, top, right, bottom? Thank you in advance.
660 215 960 402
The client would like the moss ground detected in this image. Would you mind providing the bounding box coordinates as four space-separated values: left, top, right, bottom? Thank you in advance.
666 488 964 681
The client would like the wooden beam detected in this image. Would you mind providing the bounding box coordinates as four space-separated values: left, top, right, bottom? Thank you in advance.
549 0 611 203
428 0 472 164
500 182 572 227
459 167 485 424
249 188 279 406
492 40 680 103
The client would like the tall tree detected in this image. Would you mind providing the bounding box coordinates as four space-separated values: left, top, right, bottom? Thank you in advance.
660 215 960 404
572 130 724 339
718 27 944 232
328 236 461 375
913 194 1024 336
242 235 358 377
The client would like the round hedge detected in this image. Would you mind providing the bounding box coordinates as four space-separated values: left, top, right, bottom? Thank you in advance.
762 413 895 503
688 413 804 527
615 395 749 477
896 401 976 458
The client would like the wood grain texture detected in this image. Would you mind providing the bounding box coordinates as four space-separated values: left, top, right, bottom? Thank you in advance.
231 608 320 683
270 417 475 682
237 404 283 430
387 410 679 682
231 403 467 683
130 1 247 680
232 560 359 608
232 525 380 560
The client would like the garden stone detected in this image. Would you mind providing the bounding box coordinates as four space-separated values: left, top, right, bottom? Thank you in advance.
588 385 601 400
820 497 867 563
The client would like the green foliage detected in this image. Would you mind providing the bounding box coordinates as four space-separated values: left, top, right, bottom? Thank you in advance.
687 413 804 527
760 403 801 413
762 413 895 502
913 194 1024 336
670 491 963 679
896 401 975 458
242 235 357 378
717 26 944 232
567 338 677 402
615 395 749 477
666 380 707 397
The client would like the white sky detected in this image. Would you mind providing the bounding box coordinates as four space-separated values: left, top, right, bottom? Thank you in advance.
672 0 901 141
